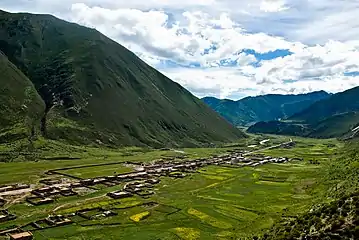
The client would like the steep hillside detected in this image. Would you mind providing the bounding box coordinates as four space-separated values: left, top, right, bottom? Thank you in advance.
202 91 329 126
0 10 245 147
248 112 359 138
248 87 359 138
290 86 359 123
309 112 359 138
0 51 44 142
261 139 359 240
261 191 359 240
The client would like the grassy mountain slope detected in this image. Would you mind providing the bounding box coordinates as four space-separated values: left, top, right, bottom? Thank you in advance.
290 86 359 123
248 112 359 138
247 121 309 136
202 91 329 126
309 112 359 138
261 139 359 240
0 51 44 142
261 191 359 240
249 87 359 138
0 10 245 147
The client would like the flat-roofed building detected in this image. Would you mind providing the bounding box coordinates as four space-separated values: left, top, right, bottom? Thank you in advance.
9 231 33 240
107 191 133 199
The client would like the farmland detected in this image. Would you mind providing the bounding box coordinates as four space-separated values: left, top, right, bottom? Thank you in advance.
0 136 340 239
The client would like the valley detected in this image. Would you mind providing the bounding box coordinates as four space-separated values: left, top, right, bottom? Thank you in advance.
0 136 341 239
0 7 358 240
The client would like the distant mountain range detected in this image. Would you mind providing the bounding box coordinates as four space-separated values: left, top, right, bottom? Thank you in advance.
0 10 245 147
248 86 359 138
202 91 330 127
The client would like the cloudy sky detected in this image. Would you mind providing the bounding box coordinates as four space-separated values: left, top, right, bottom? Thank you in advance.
2 0 359 99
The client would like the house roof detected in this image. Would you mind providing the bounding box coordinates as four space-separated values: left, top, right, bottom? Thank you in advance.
9 231 33 239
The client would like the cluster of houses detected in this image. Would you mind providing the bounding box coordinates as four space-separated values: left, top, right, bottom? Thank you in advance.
76 208 117 220
1 149 302 209
0 206 132 239
222 153 302 167
104 153 300 200
25 185 77 206
26 214 73 230
0 208 117 239
0 142 302 239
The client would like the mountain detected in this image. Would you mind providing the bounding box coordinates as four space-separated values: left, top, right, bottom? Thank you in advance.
247 121 309 136
289 86 359 123
248 86 359 138
202 91 330 126
0 51 44 142
261 139 359 240
0 10 245 147
309 112 359 138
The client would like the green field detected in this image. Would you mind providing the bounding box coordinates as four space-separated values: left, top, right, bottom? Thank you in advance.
0 136 341 239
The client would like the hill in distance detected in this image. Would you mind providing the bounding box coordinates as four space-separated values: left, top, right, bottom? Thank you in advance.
289 86 359 123
0 10 245 147
202 91 330 127
248 86 359 138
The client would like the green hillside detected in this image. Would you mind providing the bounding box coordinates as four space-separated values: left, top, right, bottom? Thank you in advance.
290 86 359 123
0 10 245 147
310 112 359 138
247 121 309 136
202 91 329 126
0 51 44 142
261 139 359 239
248 112 359 139
248 87 359 138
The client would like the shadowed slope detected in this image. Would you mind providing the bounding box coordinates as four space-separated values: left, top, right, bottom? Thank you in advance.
0 52 44 141
248 87 359 138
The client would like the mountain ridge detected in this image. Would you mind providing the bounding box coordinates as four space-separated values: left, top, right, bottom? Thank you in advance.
202 91 330 126
289 86 359 123
0 10 245 147
248 86 359 138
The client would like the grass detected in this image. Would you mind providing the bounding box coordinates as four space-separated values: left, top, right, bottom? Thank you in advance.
57 164 134 179
0 136 342 239
174 227 201 240
130 211 151 222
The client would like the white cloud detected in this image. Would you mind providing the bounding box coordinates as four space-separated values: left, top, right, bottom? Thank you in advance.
260 0 289 13
1 0 359 99
69 4 302 66
252 41 359 83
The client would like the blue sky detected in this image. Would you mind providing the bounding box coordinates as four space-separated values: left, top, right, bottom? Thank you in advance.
1 0 359 100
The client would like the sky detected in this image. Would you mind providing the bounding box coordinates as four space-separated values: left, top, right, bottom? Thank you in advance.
2 0 359 100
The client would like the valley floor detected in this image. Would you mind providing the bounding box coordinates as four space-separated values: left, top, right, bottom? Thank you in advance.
0 136 340 239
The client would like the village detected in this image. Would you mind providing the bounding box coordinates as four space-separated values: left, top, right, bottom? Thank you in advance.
0 141 298 240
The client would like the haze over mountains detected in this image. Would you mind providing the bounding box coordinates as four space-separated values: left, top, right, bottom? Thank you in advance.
0 10 244 147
